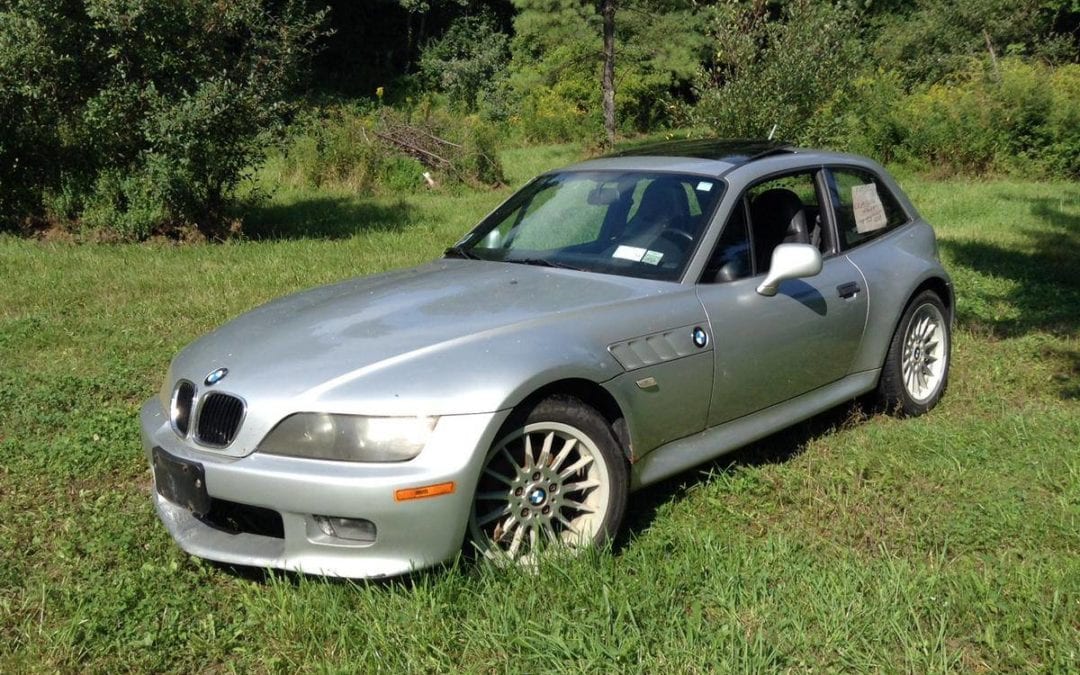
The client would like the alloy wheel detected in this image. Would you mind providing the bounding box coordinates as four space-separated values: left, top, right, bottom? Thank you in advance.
469 421 612 563
901 302 948 402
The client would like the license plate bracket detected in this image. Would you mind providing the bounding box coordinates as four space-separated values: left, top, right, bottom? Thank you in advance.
152 447 211 517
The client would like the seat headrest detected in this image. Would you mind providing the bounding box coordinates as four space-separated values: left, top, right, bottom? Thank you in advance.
635 178 691 224
751 189 804 234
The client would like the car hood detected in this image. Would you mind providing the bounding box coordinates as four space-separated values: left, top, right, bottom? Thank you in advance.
170 259 664 403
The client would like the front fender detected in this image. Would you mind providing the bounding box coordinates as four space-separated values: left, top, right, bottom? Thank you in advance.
297 287 712 460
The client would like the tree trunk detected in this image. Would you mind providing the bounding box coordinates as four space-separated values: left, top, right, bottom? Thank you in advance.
601 0 617 149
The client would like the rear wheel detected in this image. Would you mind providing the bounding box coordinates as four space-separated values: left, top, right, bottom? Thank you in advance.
876 291 951 416
467 396 628 565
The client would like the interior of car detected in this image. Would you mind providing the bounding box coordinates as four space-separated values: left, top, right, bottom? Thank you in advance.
615 176 700 260
704 170 831 283
469 170 724 281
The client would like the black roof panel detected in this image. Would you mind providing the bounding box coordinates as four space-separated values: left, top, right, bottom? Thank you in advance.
610 138 794 164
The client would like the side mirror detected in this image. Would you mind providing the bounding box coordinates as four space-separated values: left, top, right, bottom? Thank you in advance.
756 244 823 297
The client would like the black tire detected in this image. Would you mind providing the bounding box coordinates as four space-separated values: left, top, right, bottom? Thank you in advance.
876 290 951 416
467 395 629 563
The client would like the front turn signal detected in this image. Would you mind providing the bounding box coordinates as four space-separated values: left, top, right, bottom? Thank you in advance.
394 481 456 502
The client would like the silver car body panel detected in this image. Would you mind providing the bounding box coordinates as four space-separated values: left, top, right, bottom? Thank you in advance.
142 148 952 577
696 255 869 425
631 369 881 488
163 260 700 457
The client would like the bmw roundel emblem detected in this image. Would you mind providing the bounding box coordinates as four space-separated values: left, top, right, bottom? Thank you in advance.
204 367 229 386
691 327 708 348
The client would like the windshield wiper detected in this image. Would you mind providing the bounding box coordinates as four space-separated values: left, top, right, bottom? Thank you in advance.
506 257 585 272
444 245 481 260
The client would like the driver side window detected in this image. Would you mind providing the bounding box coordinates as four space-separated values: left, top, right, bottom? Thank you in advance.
703 170 828 283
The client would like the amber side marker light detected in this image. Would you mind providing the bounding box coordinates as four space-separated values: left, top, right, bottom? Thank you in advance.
395 481 456 501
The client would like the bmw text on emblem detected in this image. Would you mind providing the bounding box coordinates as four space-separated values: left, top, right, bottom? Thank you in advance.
691 327 708 348
204 367 229 386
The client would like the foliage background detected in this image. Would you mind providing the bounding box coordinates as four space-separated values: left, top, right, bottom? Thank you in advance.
0 0 1078 237
0 0 329 238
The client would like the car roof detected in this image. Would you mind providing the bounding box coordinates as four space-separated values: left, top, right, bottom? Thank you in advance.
561 138 879 178
612 138 793 162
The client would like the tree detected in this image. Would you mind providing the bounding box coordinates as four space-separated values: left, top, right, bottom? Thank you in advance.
601 0 616 148
508 0 703 142
694 0 863 142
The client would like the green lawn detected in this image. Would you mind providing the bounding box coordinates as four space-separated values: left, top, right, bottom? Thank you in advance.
1 145 1078 672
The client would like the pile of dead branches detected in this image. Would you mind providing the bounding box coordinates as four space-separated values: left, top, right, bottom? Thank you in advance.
373 110 458 171
372 109 504 187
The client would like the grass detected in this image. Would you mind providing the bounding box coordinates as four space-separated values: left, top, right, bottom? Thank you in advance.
1 143 1078 672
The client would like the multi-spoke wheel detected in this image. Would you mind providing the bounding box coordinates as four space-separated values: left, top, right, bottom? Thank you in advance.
876 291 951 416
468 396 628 565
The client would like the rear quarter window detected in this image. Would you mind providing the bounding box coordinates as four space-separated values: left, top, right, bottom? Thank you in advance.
827 168 909 250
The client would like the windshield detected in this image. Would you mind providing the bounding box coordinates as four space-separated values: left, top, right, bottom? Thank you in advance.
450 170 726 281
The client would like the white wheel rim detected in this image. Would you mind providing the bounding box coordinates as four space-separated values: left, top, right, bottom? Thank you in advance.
901 303 947 403
469 421 611 564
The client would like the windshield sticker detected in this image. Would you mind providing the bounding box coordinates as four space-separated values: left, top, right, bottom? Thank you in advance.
852 183 888 233
696 181 713 192
613 245 647 261
641 250 664 265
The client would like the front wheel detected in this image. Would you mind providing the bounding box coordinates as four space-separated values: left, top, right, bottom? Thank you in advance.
467 396 628 565
876 290 951 416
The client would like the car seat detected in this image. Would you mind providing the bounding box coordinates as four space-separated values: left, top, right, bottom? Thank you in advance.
624 178 692 242
749 188 809 270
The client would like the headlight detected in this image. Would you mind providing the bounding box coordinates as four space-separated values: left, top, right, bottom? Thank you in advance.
257 413 437 462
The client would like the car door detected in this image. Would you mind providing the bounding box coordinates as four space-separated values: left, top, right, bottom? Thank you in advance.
695 169 869 426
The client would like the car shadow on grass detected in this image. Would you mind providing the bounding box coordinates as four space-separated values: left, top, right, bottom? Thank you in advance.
1045 347 1080 400
242 196 415 240
616 399 868 552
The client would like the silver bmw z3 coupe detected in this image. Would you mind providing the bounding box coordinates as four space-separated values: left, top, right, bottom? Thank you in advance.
141 139 953 577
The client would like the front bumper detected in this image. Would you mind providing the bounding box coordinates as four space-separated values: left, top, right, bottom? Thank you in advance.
140 399 508 578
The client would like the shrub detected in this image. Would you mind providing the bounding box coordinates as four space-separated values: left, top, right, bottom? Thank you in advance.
504 0 705 144
78 170 170 241
896 58 1080 177
812 57 1080 178
0 0 328 238
284 106 386 191
511 84 599 144
0 2 69 231
872 0 1071 88
1044 64 1080 177
693 0 863 143
419 14 510 113
455 115 506 186
811 69 909 163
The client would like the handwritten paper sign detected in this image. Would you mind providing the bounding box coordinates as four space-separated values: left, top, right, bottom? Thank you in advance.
851 183 888 233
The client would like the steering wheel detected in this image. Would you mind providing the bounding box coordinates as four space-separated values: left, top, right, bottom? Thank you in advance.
657 228 694 250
